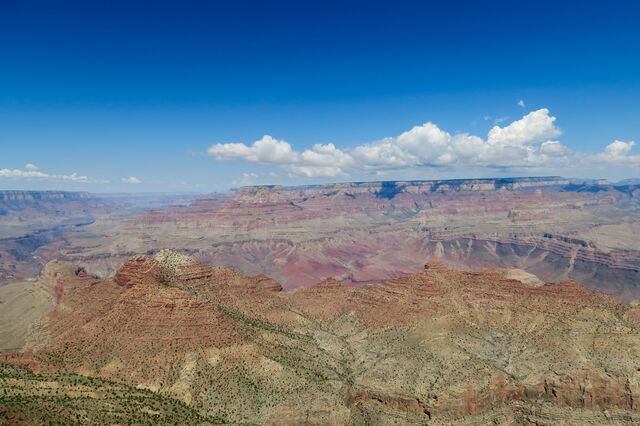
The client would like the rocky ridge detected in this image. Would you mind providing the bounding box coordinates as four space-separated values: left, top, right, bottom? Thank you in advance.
3 251 640 424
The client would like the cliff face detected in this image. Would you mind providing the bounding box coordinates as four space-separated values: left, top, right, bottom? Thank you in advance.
4 252 640 424
235 176 571 202
417 236 640 301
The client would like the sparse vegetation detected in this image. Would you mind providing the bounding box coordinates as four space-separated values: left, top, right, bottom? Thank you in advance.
0 364 223 425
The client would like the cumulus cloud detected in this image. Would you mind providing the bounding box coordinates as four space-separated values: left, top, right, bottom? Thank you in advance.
0 169 48 179
0 166 94 182
539 140 568 155
292 143 355 177
122 176 142 184
24 163 39 171
208 135 297 165
207 108 639 178
208 135 353 177
487 109 561 147
596 140 639 165
604 140 635 157
518 99 525 108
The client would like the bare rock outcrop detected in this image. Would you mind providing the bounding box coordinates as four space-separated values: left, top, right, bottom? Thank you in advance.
113 255 162 287
251 274 283 291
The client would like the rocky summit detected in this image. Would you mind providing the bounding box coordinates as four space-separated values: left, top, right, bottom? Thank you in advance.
2 250 640 424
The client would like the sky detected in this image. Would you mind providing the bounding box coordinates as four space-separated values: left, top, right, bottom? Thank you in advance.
1 0 639 192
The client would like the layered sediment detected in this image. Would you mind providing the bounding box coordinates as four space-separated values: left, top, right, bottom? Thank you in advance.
19 177 640 301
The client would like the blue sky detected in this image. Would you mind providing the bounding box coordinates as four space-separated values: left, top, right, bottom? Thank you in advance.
1 0 639 192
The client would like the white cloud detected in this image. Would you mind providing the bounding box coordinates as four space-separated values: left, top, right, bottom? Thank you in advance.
517 99 525 108
24 163 39 170
299 143 353 168
539 140 568 155
0 167 93 182
60 173 91 182
0 169 48 179
487 108 561 147
604 140 635 157
596 140 639 165
290 165 348 178
207 108 639 179
208 135 297 165
208 136 354 177
352 138 415 168
122 176 142 184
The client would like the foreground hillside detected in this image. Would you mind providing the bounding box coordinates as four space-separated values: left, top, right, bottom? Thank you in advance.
2 250 640 424
0 364 212 425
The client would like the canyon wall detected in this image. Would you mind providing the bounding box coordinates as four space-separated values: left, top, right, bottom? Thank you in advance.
5 177 638 302
45 176 639 300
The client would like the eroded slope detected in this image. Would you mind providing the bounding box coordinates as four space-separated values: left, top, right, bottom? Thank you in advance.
3 251 640 424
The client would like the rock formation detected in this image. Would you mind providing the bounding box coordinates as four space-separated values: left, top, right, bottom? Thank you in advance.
3 252 640 424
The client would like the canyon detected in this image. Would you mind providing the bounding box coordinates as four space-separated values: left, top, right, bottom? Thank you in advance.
1 177 640 424
0 190 200 283
22 176 639 301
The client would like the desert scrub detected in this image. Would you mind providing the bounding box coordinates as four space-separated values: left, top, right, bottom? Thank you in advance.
0 363 225 425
